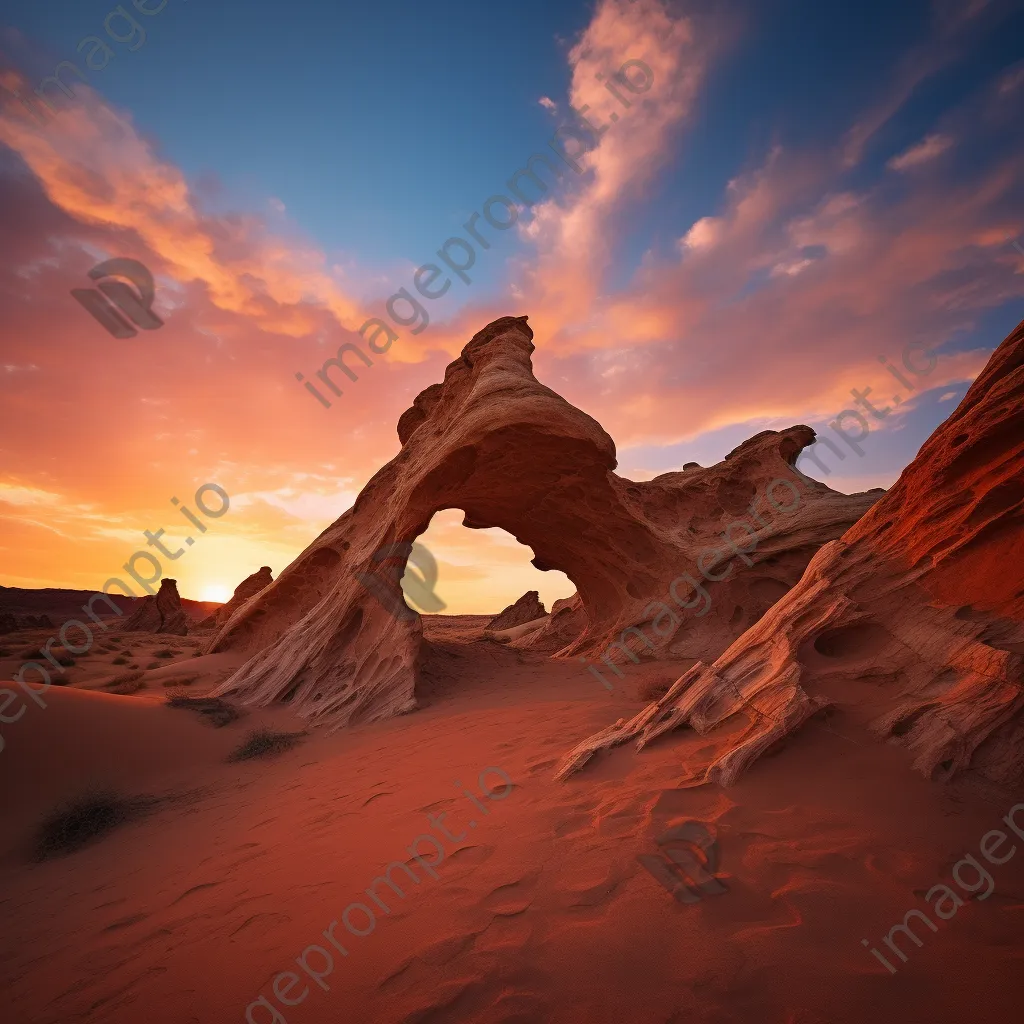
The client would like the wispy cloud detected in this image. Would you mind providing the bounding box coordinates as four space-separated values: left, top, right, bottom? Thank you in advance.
888 133 955 171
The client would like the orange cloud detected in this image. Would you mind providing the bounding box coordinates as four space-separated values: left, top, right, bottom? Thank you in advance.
1 0 1022 612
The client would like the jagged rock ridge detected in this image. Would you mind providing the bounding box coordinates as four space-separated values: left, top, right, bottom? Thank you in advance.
557 317 1024 788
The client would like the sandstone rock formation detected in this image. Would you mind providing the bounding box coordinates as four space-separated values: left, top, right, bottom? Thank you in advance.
199 567 273 629
209 316 878 731
557 318 1024 788
487 591 546 632
0 612 53 633
123 579 189 635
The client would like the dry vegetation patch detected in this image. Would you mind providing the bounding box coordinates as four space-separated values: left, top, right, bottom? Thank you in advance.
32 790 158 861
228 728 306 762
165 694 241 728
104 671 146 695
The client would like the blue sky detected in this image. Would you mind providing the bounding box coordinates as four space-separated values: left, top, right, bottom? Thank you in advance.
1 0 1022 607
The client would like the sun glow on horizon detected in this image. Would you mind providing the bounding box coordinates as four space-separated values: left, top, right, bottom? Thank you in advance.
200 583 232 604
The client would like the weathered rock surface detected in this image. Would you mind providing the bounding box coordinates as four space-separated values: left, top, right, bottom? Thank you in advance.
0 612 53 633
557 318 1024 788
123 579 189 635
210 316 879 731
199 567 273 629
486 591 546 632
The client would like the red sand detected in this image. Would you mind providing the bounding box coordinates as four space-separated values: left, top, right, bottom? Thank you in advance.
1 629 1021 1024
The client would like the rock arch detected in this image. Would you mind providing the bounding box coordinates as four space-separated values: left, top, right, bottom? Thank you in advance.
210 316 878 730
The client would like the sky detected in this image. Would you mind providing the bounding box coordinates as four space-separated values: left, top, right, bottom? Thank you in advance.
0 0 1022 613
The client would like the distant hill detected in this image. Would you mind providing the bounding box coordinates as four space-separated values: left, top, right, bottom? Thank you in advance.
0 585 222 625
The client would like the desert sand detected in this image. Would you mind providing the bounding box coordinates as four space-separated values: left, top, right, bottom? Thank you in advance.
1 315 1022 1024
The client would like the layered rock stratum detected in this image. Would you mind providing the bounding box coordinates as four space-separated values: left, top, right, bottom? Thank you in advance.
557 318 1024 788
210 316 879 730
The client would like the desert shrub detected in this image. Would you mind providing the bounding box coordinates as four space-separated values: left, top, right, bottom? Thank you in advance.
228 728 305 762
105 671 145 695
154 649 176 659
32 789 155 861
146 661 161 669
160 675 198 688
111 656 129 665
21 648 43 660
165 694 241 728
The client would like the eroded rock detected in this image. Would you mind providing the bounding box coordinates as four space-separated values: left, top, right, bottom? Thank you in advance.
557 318 1024 788
487 591 546 632
210 316 878 731
199 567 273 629
123 579 189 636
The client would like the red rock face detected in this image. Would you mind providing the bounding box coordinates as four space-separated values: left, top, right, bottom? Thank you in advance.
559 318 1024 788
199 567 273 629
210 316 878 731
123 579 189 636
487 591 547 632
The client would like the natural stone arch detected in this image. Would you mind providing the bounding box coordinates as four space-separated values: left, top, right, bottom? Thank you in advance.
210 316 878 730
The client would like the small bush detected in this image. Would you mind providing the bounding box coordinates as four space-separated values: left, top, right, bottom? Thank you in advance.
146 661 161 669
111 656 129 665
161 675 198 688
154 649 176 659
165 694 241 728
33 790 155 861
228 728 305 762
105 671 145 695
129 663 139 669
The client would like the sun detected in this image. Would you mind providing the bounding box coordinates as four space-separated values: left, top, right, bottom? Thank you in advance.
200 583 232 604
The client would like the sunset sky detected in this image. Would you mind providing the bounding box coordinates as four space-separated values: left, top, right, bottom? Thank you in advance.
1 0 1022 613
